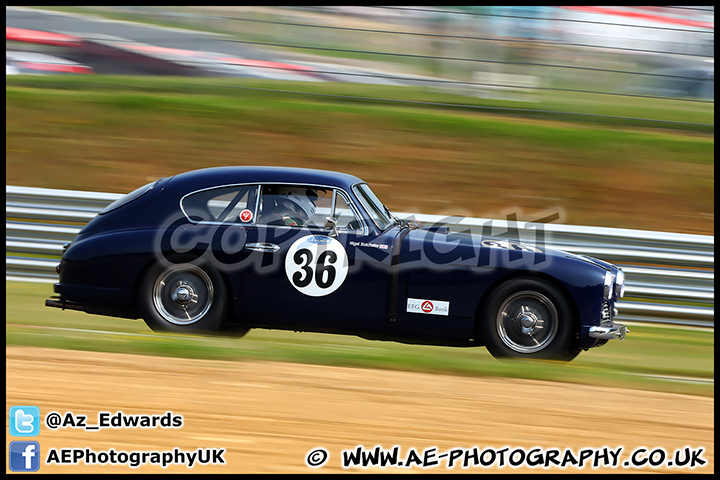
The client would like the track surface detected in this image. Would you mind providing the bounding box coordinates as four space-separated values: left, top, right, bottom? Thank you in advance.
6 346 714 473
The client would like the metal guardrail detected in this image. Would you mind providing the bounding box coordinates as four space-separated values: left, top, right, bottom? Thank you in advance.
6 185 714 328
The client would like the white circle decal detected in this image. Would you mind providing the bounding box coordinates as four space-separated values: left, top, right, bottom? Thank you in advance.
285 235 349 297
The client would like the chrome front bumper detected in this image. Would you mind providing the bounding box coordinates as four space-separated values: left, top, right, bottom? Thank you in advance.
589 322 629 341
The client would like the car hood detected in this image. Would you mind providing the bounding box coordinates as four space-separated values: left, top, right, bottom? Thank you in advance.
405 226 614 272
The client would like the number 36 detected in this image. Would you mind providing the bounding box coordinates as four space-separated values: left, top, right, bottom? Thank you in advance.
284 236 349 297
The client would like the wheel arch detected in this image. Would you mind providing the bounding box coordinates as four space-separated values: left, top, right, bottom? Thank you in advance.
473 270 581 346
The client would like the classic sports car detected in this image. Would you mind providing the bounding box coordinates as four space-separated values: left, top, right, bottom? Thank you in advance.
46 166 627 361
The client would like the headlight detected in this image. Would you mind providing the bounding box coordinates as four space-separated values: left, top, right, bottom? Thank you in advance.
603 271 615 300
615 269 625 299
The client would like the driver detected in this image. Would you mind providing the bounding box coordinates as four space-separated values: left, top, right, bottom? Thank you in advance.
265 186 318 227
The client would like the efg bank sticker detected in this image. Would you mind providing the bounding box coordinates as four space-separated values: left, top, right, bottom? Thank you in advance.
285 235 349 297
407 298 450 316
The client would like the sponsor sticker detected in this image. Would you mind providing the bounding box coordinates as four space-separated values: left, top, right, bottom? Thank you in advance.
406 298 450 316
307 236 332 245
239 209 253 222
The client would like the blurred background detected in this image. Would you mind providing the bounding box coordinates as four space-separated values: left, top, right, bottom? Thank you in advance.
6 6 714 233
7 6 714 94
6 6 713 236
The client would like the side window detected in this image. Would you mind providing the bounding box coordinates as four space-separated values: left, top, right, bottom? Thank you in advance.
182 185 257 223
256 185 362 230
258 184 331 228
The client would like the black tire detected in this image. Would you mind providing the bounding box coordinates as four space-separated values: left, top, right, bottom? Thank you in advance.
481 278 579 361
139 262 227 334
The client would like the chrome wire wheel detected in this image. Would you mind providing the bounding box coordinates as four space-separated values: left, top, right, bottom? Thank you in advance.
152 264 214 326
495 290 559 354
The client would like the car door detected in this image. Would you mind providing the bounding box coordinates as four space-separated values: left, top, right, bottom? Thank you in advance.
237 184 397 336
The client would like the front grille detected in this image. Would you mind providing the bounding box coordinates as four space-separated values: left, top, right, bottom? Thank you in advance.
601 299 611 322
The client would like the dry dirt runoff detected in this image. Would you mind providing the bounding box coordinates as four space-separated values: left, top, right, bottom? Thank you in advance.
6 346 714 474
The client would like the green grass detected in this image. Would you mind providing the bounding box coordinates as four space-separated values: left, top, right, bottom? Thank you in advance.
6 75 714 235
6 281 714 397
5 74 714 130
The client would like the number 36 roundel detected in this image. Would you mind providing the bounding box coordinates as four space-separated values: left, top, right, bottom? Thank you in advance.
284 235 349 297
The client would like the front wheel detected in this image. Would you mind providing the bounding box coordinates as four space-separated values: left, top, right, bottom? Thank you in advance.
139 262 227 334
481 278 579 361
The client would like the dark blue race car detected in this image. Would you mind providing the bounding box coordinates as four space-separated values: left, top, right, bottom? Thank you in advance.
46 166 627 361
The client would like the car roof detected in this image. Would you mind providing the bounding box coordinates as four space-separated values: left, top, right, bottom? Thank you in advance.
165 166 366 194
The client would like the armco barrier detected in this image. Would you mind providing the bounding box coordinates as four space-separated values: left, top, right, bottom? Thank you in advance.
6 185 713 328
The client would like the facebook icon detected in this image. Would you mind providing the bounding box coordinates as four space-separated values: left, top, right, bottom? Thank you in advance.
9 441 41 472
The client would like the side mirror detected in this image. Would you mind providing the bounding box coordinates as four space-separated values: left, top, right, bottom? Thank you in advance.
324 216 339 237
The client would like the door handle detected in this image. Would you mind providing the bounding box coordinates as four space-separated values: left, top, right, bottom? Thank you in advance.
245 243 280 253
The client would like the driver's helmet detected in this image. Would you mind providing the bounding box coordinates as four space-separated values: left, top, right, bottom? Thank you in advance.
275 187 318 220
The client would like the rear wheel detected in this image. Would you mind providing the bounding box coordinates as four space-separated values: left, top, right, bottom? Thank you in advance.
481 278 579 361
140 262 227 334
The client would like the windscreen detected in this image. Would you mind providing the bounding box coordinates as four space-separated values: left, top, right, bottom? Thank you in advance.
352 183 393 231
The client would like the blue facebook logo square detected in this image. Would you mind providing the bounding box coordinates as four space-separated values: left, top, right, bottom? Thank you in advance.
9 405 40 437
9 441 41 472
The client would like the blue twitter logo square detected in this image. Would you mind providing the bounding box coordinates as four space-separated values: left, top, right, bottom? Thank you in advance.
9 406 41 437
